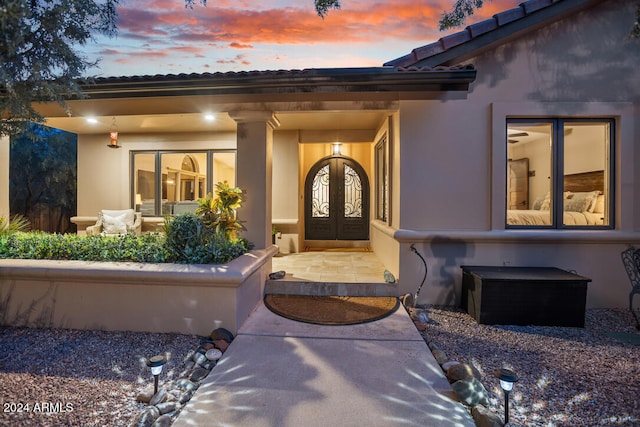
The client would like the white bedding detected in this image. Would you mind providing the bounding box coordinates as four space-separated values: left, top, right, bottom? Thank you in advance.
507 210 604 226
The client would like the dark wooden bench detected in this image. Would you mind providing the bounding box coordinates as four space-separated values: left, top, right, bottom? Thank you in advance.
460 266 591 327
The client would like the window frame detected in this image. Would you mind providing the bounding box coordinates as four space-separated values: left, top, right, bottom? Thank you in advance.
505 117 615 230
130 149 236 217
375 134 388 223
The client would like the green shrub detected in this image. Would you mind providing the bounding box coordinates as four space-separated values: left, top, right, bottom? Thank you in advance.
0 232 170 263
164 213 251 264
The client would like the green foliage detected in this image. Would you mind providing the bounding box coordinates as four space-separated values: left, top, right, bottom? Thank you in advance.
10 122 77 233
0 232 170 263
439 0 484 31
314 0 341 18
195 181 245 238
0 215 30 235
164 212 251 264
0 0 119 137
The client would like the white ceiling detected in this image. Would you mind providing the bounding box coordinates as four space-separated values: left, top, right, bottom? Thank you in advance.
44 110 390 136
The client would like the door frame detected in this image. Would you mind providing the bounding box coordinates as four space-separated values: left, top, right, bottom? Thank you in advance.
303 154 370 242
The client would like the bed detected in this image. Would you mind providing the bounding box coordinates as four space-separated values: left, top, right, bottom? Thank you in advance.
507 171 606 226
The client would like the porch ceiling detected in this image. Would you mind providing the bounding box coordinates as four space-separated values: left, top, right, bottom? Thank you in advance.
44 110 390 135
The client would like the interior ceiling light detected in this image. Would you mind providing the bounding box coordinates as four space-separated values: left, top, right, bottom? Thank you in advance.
204 114 215 121
86 117 98 124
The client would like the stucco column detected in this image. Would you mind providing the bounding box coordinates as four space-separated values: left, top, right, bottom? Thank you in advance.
0 136 9 218
229 111 279 249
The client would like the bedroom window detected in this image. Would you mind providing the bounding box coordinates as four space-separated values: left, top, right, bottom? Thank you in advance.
506 119 613 228
131 150 236 217
375 135 388 222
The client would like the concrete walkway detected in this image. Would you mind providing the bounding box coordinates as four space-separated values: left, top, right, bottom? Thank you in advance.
172 301 475 427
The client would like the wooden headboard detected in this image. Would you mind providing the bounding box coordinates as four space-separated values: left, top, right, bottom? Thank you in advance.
564 170 604 193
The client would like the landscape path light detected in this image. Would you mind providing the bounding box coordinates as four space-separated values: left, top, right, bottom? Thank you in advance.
147 355 167 395
497 368 518 425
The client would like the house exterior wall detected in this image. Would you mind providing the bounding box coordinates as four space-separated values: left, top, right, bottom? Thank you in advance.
0 136 8 219
77 131 236 216
395 0 640 308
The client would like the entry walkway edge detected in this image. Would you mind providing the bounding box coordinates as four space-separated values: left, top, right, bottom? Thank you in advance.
172 301 476 427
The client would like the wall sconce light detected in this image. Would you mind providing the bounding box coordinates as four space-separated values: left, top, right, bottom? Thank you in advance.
108 116 120 148
146 355 167 395
332 142 342 156
497 368 518 425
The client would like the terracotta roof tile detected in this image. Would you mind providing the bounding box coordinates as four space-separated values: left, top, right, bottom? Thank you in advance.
440 31 472 50
466 18 499 38
384 0 602 68
493 6 526 26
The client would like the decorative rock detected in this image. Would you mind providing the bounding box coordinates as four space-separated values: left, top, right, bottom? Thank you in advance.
206 348 223 361
178 389 195 405
149 388 168 406
414 321 427 332
133 405 160 427
472 405 504 427
210 328 234 343
431 349 448 365
451 378 490 407
192 352 207 366
136 389 154 404
427 341 441 352
190 366 210 382
442 361 462 371
152 414 174 427
213 339 230 352
155 401 179 415
201 360 216 370
200 342 215 351
446 363 482 383
176 378 197 392
269 270 286 280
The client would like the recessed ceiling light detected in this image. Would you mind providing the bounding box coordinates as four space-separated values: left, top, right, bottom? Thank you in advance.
86 117 98 124
204 114 215 122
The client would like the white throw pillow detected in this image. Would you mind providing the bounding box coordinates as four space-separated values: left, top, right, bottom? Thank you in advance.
101 209 135 235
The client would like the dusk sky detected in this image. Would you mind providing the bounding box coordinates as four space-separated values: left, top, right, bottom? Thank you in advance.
83 0 520 77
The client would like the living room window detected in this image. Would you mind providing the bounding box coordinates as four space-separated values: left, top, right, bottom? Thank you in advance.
131 150 236 217
506 119 613 229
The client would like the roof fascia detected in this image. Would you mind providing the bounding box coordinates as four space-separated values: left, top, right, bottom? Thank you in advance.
395 0 603 67
77 67 477 99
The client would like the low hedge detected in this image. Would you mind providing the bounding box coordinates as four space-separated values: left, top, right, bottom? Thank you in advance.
0 217 252 264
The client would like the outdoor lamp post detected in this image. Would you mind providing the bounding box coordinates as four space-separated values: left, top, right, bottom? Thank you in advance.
497 368 518 425
146 355 167 395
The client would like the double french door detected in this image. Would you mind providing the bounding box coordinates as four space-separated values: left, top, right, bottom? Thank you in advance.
304 156 369 240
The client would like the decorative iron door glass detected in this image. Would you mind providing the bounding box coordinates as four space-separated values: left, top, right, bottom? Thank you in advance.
305 156 369 240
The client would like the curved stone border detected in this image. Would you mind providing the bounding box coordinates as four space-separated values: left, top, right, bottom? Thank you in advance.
408 307 506 427
132 328 234 427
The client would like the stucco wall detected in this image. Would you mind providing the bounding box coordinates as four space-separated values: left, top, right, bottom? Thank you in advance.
77 131 236 216
0 136 8 219
394 0 640 309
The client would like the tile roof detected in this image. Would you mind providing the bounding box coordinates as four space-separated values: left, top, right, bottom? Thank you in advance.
79 66 477 98
384 0 605 68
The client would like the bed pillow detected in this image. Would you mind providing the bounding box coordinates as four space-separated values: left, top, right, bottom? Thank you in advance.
564 191 600 213
593 194 605 213
101 209 135 235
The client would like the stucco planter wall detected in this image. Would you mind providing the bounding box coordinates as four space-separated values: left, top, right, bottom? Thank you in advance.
0 247 277 335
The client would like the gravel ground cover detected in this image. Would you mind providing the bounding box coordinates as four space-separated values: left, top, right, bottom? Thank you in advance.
0 308 639 427
0 328 199 426
420 306 640 427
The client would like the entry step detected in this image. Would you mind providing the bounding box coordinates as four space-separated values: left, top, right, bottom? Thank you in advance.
265 276 398 297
